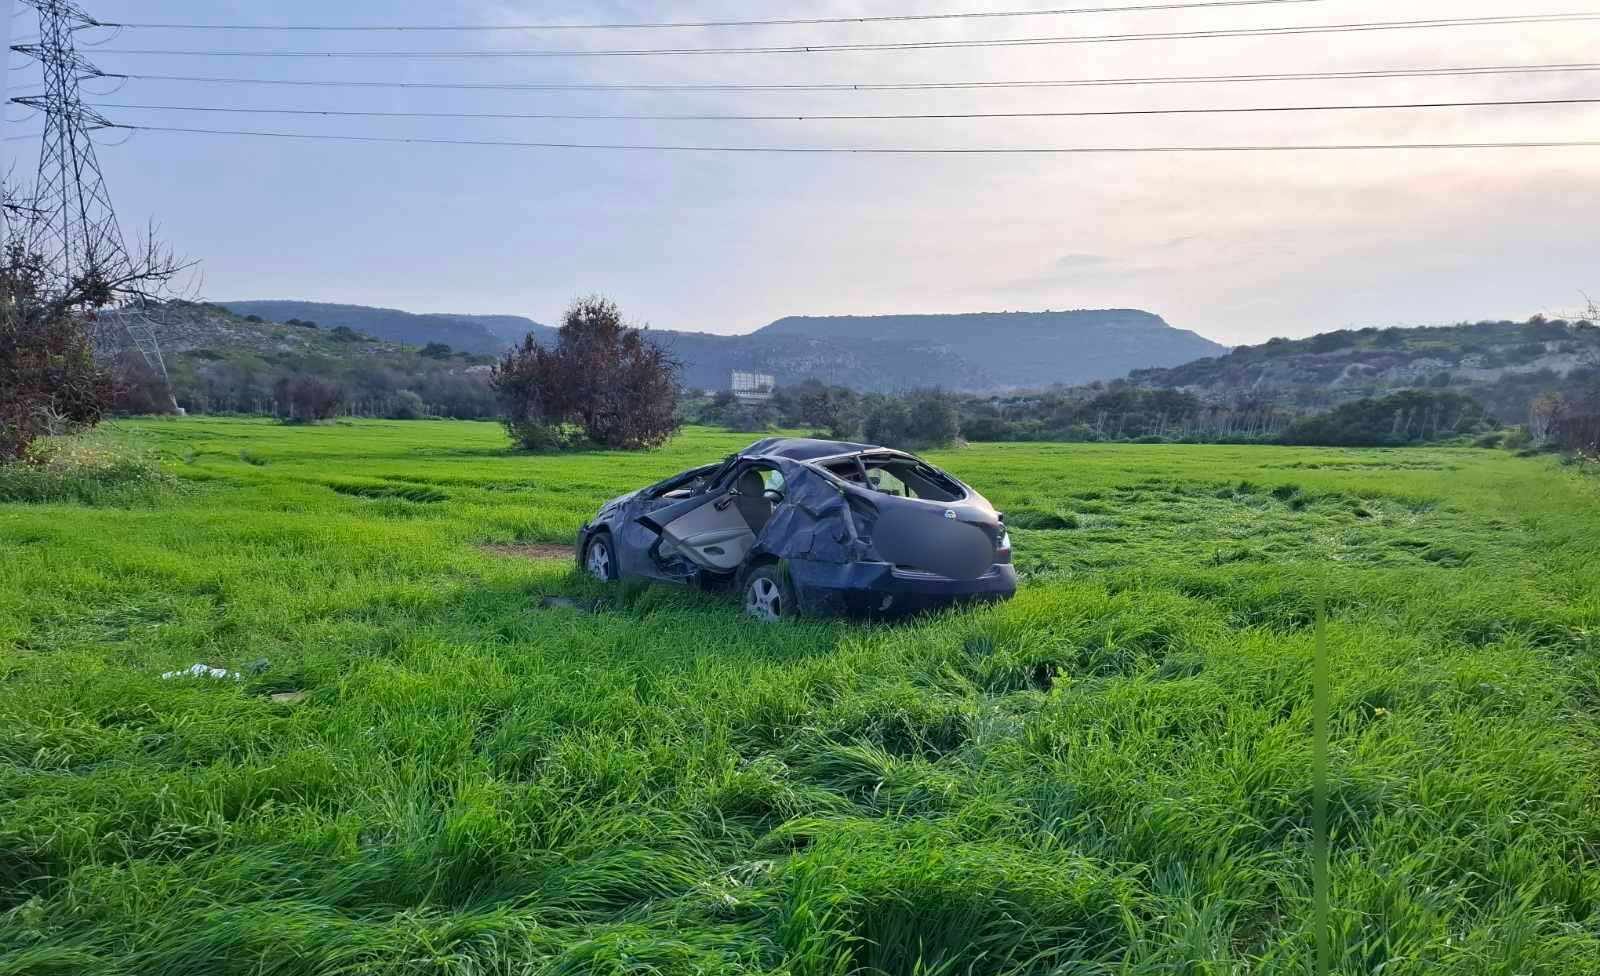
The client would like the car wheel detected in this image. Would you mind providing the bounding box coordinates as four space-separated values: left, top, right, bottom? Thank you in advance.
584 531 618 582
743 564 795 623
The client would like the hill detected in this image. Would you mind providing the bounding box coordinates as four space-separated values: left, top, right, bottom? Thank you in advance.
651 328 996 392
755 309 1225 389
217 302 1224 392
133 302 499 417
218 301 553 356
1128 317 1600 424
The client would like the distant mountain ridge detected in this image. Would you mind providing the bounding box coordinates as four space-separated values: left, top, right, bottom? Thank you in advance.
217 301 1225 393
218 301 553 355
750 310 1225 390
1128 317 1600 424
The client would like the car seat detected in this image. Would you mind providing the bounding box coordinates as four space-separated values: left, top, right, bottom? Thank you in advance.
736 468 774 533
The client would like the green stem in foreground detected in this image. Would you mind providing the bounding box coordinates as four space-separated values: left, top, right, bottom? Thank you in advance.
1313 595 1331 976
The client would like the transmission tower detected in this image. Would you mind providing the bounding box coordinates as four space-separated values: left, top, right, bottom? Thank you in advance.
8 0 173 393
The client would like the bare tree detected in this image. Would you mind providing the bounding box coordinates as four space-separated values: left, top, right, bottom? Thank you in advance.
0 182 188 460
1528 393 1566 445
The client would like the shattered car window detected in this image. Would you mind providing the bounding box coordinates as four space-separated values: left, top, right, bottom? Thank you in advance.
648 463 719 499
868 467 907 496
821 455 964 503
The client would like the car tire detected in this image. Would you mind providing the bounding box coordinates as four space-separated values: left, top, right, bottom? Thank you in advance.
583 531 619 582
742 563 797 623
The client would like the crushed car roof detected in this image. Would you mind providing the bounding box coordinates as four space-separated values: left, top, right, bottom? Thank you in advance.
739 437 883 461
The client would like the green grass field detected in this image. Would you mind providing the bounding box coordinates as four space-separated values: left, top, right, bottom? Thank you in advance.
2 418 1597 975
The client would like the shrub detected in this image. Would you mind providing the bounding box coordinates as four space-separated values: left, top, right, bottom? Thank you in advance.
492 296 679 451
420 342 453 360
0 431 174 505
503 420 586 451
1 266 114 461
273 375 344 422
387 389 427 420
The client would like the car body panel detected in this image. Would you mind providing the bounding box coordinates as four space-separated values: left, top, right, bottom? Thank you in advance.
576 438 1016 615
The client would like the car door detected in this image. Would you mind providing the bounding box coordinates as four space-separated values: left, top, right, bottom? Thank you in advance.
635 464 766 573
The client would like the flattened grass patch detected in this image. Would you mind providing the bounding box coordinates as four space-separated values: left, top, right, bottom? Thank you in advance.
327 480 448 503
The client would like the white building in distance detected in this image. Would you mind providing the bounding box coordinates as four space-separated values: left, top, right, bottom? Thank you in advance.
731 371 776 402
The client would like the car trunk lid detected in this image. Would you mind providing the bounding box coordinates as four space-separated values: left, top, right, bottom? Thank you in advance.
858 494 1001 581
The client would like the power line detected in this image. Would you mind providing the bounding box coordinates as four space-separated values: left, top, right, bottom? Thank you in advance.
88 95 1600 123
92 13 1600 59
99 0 1326 32
111 123 1600 153
93 62 1600 94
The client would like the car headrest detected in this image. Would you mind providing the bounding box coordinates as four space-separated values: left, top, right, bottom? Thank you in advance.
737 469 767 497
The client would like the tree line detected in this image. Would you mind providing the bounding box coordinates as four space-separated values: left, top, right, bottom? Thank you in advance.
1 255 1574 465
681 382 1500 449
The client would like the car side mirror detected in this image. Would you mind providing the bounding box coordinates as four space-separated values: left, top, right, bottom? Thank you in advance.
762 488 785 504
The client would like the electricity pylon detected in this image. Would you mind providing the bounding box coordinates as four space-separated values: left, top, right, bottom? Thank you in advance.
9 0 174 395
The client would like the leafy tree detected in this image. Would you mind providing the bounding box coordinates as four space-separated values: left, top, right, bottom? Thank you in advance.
419 342 453 359
273 375 344 423
1280 390 1492 446
776 380 863 439
864 389 960 449
387 389 426 420
491 296 679 450
903 388 961 447
725 401 777 432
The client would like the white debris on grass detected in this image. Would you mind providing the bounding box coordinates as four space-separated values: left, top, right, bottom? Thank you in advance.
161 663 242 681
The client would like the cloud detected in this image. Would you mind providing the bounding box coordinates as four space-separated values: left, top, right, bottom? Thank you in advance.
1054 253 1114 270
95 0 1600 348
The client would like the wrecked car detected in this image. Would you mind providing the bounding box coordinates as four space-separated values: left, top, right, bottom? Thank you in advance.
575 437 1016 620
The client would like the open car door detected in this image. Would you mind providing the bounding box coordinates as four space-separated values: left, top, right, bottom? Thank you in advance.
636 486 759 574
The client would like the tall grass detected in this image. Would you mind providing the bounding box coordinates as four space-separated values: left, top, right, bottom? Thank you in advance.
1 419 1596 974
0 428 175 505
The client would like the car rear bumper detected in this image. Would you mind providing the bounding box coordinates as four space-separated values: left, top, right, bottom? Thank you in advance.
788 560 1017 616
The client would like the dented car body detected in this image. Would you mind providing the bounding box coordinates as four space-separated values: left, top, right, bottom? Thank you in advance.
575 438 1016 619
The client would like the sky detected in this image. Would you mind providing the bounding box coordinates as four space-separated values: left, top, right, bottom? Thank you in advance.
2 0 1597 347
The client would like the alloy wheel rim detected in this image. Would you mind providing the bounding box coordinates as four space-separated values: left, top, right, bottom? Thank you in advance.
746 577 781 621
586 541 611 580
